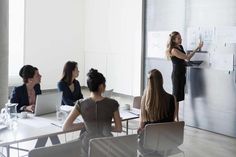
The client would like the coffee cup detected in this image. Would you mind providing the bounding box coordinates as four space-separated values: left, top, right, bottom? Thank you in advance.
20 112 28 119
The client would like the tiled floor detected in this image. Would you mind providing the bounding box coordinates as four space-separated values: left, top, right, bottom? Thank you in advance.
1 88 236 157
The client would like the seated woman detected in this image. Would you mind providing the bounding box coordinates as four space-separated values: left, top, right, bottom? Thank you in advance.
138 69 177 153
10 65 41 113
58 61 83 106
10 65 60 147
63 68 122 156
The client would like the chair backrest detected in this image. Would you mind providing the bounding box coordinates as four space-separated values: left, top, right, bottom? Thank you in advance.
89 134 138 157
28 139 82 157
132 96 141 109
103 89 114 98
143 121 185 151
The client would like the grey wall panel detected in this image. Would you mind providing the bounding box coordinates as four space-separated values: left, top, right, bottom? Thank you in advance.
185 68 236 137
0 0 9 109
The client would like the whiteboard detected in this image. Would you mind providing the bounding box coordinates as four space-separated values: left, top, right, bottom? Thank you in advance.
216 26 236 44
187 27 215 51
210 53 234 71
146 31 170 59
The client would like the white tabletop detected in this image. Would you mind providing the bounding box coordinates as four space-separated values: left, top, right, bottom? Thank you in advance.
0 113 63 147
0 109 139 147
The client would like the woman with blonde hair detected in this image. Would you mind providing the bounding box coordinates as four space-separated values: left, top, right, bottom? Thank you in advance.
138 69 177 154
138 69 177 131
166 31 203 121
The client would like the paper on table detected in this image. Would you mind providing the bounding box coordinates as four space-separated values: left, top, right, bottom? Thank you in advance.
60 105 73 113
0 124 7 130
18 116 52 128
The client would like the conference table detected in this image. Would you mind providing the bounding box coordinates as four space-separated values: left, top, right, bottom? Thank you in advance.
0 109 139 157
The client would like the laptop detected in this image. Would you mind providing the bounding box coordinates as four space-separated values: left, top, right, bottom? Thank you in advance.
34 92 62 116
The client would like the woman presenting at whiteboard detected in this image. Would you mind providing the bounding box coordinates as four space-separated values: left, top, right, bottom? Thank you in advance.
166 31 203 121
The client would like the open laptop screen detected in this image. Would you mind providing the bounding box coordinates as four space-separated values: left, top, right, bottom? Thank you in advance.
34 92 62 116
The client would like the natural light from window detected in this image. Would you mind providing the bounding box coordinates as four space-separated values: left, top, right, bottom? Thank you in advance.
9 0 24 80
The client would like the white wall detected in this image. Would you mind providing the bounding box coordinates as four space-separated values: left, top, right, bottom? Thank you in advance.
84 0 142 95
24 0 85 90
24 0 142 96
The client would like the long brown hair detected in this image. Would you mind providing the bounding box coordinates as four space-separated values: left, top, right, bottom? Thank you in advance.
141 69 168 122
61 61 77 85
166 31 180 59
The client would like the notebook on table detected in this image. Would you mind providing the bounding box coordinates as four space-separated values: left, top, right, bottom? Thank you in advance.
34 92 62 116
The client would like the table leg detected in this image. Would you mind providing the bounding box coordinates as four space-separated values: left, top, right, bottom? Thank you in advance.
6 145 9 157
126 120 129 135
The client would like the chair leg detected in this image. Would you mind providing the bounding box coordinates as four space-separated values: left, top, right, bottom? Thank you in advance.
49 135 60 145
34 137 48 148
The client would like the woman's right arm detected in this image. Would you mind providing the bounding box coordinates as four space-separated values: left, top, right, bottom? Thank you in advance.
171 41 203 61
63 106 84 132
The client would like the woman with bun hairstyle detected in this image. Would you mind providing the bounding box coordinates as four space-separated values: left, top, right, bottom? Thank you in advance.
10 65 42 113
63 68 122 156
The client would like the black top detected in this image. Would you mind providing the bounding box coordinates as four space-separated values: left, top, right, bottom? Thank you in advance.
76 98 119 153
10 84 42 112
144 93 175 126
57 80 83 106
171 45 186 65
138 93 175 153
171 45 186 72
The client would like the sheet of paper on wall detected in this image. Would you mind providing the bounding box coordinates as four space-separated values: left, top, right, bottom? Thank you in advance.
216 26 236 44
147 31 170 59
191 53 210 62
187 27 215 51
209 53 234 71
187 27 199 50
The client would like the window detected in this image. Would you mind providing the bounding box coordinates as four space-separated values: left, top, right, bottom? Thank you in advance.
9 0 24 78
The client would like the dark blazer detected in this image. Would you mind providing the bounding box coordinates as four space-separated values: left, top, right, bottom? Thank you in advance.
57 80 83 106
10 84 42 112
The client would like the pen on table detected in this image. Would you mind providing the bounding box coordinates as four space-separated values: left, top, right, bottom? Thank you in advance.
51 123 62 128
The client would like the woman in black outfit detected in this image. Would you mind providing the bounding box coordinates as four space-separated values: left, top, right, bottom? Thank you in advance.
138 69 177 155
166 31 203 121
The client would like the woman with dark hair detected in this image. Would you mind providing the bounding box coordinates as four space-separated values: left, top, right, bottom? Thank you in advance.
10 65 42 113
166 31 203 121
138 69 177 154
11 65 60 147
58 61 83 106
63 68 122 157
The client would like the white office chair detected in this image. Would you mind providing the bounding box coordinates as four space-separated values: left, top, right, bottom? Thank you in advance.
28 139 82 157
139 121 185 157
89 134 138 157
